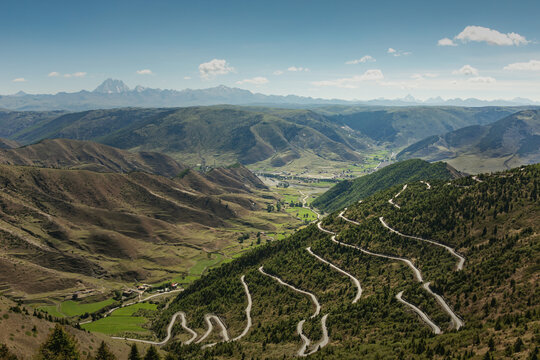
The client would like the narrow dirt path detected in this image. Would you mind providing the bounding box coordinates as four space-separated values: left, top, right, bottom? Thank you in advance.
299 190 321 220
396 291 441 334
379 217 465 271
306 247 362 303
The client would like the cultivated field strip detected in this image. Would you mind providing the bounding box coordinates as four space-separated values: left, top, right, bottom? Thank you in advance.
112 311 187 345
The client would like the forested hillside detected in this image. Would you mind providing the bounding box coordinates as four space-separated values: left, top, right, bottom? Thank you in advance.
129 164 540 359
313 159 463 213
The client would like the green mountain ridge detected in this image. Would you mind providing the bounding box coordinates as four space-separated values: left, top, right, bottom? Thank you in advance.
8 106 367 167
312 159 464 213
0 105 531 174
146 164 539 359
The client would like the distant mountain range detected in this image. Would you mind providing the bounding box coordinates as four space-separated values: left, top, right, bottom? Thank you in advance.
397 109 540 173
1 78 539 111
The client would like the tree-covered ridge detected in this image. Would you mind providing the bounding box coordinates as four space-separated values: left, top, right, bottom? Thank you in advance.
313 159 462 213
141 163 540 359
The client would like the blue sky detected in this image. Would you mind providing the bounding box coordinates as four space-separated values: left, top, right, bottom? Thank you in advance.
2 0 540 100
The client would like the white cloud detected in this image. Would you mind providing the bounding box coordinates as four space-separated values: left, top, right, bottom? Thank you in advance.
312 69 384 88
437 38 457 46
452 65 479 76
503 59 540 71
136 69 153 75
467 76 496 84
273 70 284 75
346 55 376 65
47 71 86 78
198 59 234 79
288 66 309 72
236 77 269 85
387 48 410 57
184 76 192 80
411 73 439 80
64 72 87 78
12 78 26 82
378 80 419 90
455 25 529 46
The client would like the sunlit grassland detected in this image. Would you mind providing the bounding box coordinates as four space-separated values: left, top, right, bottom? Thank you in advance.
81 302 158 335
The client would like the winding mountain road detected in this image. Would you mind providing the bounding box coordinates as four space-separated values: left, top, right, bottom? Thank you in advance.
329 216 423 283
199 314 230 349
258 266 320 317
423 282 464 330
305 314 329 356
320 217 464 331
396 291 441 334
80 289 183 325
420 181 431 190
296 320 310 356
379 217 465 271
231 275 253 341
306 247 362 303
112 311 190 345
388 184 408 209
180 312 198 344
110 276 254 347
259 266 328 356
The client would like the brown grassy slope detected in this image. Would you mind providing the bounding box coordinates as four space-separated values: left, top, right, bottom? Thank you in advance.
0 138 20 149
0 138 185 177
0 163 282 299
